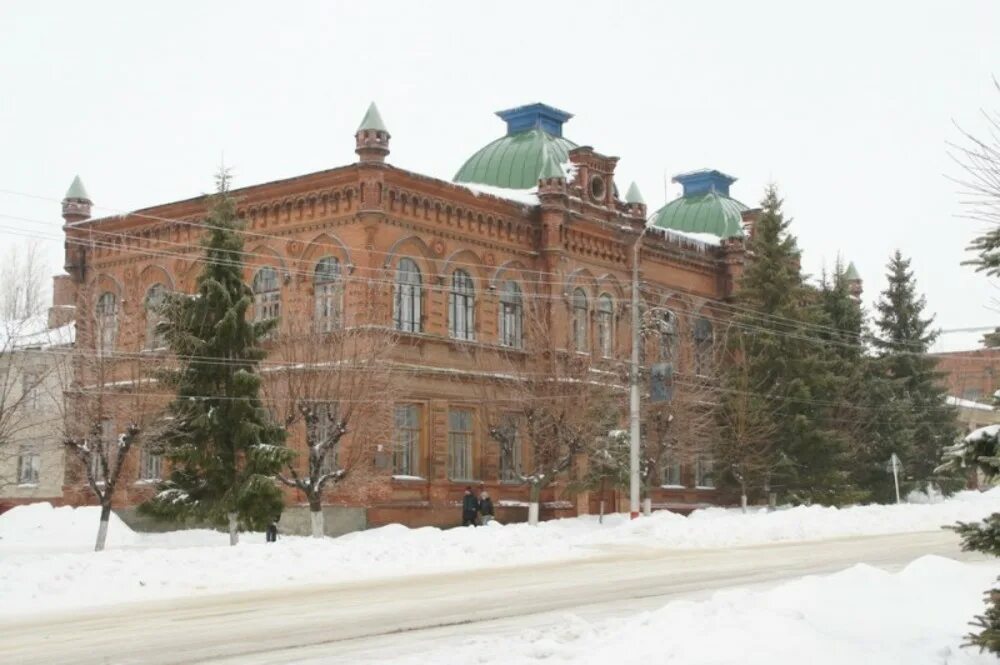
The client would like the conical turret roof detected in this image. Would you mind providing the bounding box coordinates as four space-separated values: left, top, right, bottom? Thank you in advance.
625 182 644 204
357 102 388 133
64 175 90 201
844 261 861 281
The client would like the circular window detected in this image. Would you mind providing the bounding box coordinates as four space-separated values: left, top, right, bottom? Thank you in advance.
589 175 606 201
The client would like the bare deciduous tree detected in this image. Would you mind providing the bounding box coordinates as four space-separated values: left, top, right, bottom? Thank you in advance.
480 301 620 525
263 287 398 537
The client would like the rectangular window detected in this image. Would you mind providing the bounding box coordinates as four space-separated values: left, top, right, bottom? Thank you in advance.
91 419 115 483
448 408 474 480
139 445 162 481
17 446 40 485
393 404 421 476
312 402 339 476
695 458 715 489
662 457 682 487
21 368 41 410
499 415 521 483
499 300 522 348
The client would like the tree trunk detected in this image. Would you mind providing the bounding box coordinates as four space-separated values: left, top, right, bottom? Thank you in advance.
741 480 749 514
528 483 541 526
228 512 239 546
309 498 325 538
94 502 112 552
642 497 652 516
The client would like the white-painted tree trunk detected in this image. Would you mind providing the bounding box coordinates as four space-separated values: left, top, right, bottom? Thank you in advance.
310 509 325 538
528 502 539 525
741 493 748 513
94 504 112 552
599 500 605 524
228 512 239 546
642 497 652 516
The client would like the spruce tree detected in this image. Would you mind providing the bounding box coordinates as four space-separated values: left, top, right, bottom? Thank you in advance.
721 186 847 504
872 251 961 495
819 262 914 503
941 426 1000 655
141 171 291 544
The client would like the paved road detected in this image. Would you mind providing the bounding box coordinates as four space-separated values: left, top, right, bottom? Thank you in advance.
0 530 984 665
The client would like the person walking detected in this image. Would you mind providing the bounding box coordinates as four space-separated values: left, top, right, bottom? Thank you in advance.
265 516 279 543
461 486 479 526
478 489 495 526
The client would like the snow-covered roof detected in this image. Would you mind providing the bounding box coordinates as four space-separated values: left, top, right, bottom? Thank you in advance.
1 315 75 350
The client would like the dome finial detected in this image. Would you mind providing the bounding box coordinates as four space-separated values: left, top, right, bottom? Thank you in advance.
355 102 391 164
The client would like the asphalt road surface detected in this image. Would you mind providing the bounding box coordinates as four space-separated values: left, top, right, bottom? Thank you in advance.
0 530 984 665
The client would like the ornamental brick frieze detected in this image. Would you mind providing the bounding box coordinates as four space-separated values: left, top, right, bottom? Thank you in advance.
384 217 539 262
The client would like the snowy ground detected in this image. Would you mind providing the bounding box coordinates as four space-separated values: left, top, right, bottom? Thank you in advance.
320 556 1000 665
3 490 1000 618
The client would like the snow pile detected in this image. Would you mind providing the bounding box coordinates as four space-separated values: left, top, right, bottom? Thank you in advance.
3 490 1000 617
0 503 138 550
354 556 1000 665
587 489 1000 550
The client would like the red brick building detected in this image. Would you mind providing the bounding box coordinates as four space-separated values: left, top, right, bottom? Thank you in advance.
51 103 753 530
934 347 1000 403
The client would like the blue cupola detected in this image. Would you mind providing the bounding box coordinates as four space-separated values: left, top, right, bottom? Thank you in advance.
673 169 738 197
495 103 573 138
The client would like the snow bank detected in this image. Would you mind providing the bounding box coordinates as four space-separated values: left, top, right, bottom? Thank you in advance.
3 490 1000 617
352 556 1000 665
0 503 138 550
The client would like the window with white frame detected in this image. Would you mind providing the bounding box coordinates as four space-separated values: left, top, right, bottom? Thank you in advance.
253 267 281 324
499 280 523 349
695 458 715 489
95 292 118 355
658 310 678 363
448 270 475 341
571 288 588 352
21 367 41 411
393 404 421 476
139 444 162 481
596 293 614 358
693 317 714 375
314 257 342 333
393 258 422 333
448 407 474 480
17 445 40 485
144 283 168 349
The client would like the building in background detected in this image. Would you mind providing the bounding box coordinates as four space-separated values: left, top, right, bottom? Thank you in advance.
50 103 756 529
0 318 73 510
934 348 1000 403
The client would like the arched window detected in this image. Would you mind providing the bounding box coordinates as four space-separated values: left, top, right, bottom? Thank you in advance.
571 288 588 352
448 270 475 341
252 267 281 324
95 292 118 355
144 283 168 350
499 281 523 349
596 294 614 358
314 257 342 332
693 316 714 375
394 258 422 333
658 310 677 363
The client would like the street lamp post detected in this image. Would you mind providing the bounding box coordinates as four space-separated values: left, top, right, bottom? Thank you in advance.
629 225 649 519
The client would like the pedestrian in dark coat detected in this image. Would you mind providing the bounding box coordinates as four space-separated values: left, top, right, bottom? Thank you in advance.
265 516 279 543
461 486 478 526
478 489 495 526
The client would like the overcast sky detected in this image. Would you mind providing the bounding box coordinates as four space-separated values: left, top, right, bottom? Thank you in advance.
1 1 998 350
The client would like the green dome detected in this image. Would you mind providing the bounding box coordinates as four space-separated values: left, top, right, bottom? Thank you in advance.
455 129 577 189
454 103 577 190
650 170 747 238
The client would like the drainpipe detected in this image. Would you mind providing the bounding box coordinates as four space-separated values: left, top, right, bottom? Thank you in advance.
629 225 648 519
